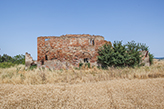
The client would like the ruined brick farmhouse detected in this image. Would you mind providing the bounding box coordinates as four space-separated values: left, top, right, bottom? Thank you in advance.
25 34 150 69
37 34 111 69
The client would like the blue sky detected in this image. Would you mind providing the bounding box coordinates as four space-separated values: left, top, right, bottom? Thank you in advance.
0 0 164 59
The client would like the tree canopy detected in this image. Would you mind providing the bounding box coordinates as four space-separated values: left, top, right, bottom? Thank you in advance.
97 41 153 68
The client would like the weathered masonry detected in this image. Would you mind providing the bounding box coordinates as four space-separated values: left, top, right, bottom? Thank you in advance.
37 34 111 69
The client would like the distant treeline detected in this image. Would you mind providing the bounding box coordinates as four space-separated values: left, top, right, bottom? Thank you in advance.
0 54 25 68
154 57 164 60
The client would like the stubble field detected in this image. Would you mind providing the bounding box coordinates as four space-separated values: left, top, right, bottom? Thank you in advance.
0 59 164 108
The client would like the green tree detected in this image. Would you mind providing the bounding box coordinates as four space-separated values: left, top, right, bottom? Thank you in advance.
0 54 25 68
125 41 142 67
112 41 128 67
98 41 128 67
0 54 13 62
139 43 149 51
12 54 25 64
97 43 115 68
149 53 154 65
97 40 153 68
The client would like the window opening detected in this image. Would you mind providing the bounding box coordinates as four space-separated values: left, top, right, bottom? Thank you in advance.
90 39 94 45
90 39 92 44
45 38 50 41
92 39 94 45
84 58 89 63
45 55 48 60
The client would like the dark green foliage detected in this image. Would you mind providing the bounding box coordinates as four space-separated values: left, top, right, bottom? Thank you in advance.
98 41 132 68
125 41 142 67
149 53 154 65
0 62 15 68
12 54 25 64
79 63 83 68
113 41 128 67
78 62 91 69
0 54 25 68
139 43 149 51
0 54 13 63
98 40 153 68
97 43 114 68
85 63 90 68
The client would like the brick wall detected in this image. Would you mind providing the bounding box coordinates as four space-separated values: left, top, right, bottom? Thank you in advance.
37 34 110 69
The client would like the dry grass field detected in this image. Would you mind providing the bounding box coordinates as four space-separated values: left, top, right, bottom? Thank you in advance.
0 59 164 108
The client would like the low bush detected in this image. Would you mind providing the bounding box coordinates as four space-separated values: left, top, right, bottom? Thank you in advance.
0 62 15 68
0 54 25 68
149 53 154 65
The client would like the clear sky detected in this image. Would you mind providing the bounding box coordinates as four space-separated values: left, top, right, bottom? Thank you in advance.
0 0 164 59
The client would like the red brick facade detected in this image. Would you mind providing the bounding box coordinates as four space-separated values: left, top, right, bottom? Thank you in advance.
37 34 110 69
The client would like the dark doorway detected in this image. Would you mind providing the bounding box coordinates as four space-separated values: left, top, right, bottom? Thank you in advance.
92 39 94 45
84 58 89 63
45 55 48 60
